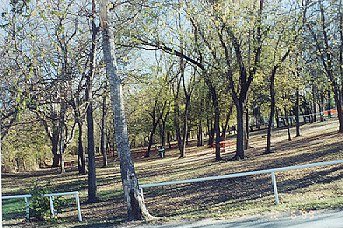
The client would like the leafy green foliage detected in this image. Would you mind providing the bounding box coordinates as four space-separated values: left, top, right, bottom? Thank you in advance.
29 182 66 221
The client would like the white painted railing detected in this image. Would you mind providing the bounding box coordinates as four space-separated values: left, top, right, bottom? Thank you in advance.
44 191 82 222
1 191 82 221
140 160 343 205
2 194 31 219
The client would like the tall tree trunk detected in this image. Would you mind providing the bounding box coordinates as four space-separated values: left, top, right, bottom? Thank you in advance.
174 100 183 154
197 119 203 147
207 116 214 146
101 95 108 167
295 89 301 137
77 122 86 174
172 76 183 155
320 93 324 122
167 131 171 149
180 97 190 158
206 80 221 160
99 0 151 220
145 123 157 157
186 128 190 145
333 90 343 132
284 107 292 141
51 127 60 167
234 102 245 160
266 68 277 154
221 103 233 139
312 85 317 122
159 120 166 148
275 107 280 128
87 0 97 203
244 108 249 150
59 101 66 174
213 101 221 161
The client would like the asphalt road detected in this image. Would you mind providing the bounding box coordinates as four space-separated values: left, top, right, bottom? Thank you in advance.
136 210 343 228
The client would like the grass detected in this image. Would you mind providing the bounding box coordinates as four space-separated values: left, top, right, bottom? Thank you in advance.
2 199 27 221
2 118 343 227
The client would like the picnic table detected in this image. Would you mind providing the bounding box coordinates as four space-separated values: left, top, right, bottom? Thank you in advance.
64 160 75 168
211 140 235 153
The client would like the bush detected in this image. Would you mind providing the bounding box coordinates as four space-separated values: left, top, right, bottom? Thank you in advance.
29 182 66 221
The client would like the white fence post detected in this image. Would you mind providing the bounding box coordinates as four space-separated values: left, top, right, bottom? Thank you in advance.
271 172 280 205
75 192 82 222
24 197 30 220
49 196 55 217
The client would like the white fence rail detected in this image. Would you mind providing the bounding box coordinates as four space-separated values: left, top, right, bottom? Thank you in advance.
2 194 31 219
1 191 82 221
140 160 343 205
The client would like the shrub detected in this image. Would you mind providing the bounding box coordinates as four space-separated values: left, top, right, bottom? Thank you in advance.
29 182 66 221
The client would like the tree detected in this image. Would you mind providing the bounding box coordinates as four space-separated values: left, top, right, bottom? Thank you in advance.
304 0 343 132
86 0 98 203
99 0 152 220
100 90 108 167
264 2 299 153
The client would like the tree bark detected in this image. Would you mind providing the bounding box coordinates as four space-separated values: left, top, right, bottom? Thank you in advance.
312 85 317 122
205 79 221 160
167 131 171 149
207 116 214 146
320 93 324 122
99 0 151 220
87 0 97 203
197 119 203 146
180 96 190 158
214 100 221 161
221 103 233 139
159 121 166 148
284 107 292 141
244 108 249 150
51 127 60 167
295 89 301 137
101 94 108 167
333 90 343 132
266 67 277 154
275 108 280 128
146 123 157 157
58 99 67 174
234 102 245 159
174 104 183 154
77 122 87 174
